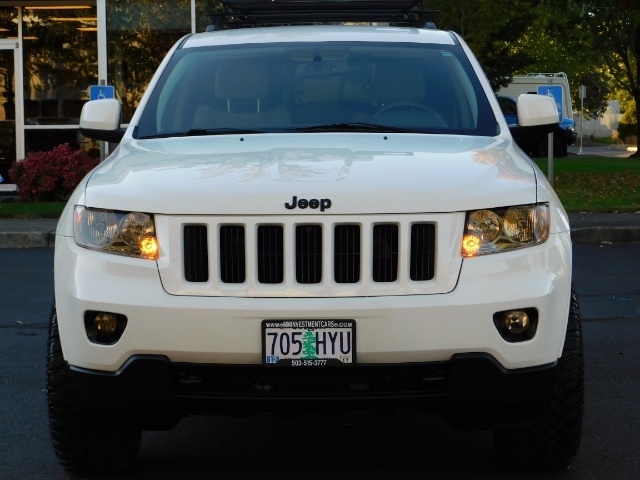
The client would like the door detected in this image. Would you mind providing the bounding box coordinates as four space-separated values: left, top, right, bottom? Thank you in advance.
0 40 23 185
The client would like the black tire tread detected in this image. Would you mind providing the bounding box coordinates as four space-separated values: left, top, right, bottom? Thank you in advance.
47 304 141 474
495 284 584 470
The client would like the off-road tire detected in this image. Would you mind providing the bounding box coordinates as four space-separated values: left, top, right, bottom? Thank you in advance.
494 285 584 470
47 304 141 473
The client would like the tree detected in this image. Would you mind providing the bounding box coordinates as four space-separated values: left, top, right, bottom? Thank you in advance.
301 330 318 360
567 1 640 155
511 1 610 118
425 0 539 90
106 0 192 121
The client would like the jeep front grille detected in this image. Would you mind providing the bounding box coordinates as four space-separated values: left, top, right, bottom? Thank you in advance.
183 221 435 286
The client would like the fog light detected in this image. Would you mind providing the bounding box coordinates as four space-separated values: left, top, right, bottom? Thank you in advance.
84 311 128 345
493 309 538 343
505 311 529 334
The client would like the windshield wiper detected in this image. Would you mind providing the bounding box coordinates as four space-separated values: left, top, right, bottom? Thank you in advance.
185 128 268 136
290 123 421 133
137 123 427 140
137 128 268 139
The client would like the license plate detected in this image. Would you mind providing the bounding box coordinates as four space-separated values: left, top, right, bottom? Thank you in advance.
262 320 356 366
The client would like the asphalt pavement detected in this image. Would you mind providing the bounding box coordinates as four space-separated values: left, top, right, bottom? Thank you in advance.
2 244 640 479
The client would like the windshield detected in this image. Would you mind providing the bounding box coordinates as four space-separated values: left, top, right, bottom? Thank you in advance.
135 41 498 139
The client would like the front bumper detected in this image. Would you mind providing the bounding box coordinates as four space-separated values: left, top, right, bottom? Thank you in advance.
68 353 558 429
54 229 572 372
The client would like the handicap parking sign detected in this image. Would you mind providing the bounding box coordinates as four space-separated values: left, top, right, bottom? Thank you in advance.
89 85 115 101
537 85 563 121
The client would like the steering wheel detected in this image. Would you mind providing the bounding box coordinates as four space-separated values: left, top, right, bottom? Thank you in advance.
373 102 439 117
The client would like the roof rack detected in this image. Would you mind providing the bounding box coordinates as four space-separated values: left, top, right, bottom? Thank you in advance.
206 0 439 31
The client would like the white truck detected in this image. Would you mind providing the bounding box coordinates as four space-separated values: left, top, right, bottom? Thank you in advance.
48 0 583 474
497 72 578 157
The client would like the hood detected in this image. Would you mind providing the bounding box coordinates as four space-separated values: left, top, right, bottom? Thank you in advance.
85 133 537 215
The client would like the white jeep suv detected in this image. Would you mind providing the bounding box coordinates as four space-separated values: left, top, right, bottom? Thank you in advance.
48 0 582 473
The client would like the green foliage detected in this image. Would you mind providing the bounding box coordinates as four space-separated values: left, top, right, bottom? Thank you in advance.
437 0 640 120
617 121 637 141
510 1 610 118
568 0 640 135
107 0 192 121
618 99 638 142
9 144 98 202
425 0 538 90
621 100 637 124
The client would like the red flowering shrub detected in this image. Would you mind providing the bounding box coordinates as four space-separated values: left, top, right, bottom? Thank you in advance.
9 144 99 202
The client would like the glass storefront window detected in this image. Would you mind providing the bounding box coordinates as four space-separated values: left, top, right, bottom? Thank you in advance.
0 9 18 181
22 6 98 155
0 7 18 39
107 0 191 123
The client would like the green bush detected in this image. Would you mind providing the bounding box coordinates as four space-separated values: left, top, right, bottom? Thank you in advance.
617 121 637 141
621 99 637 124
9 144 99 202
617 100 638 144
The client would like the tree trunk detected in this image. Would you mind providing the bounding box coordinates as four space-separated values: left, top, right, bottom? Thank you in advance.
632 23 640 158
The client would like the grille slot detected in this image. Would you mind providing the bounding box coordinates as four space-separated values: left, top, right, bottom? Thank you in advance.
372 224 398 282
296 225 322 284
258 225 284 284
220 226 246 283
184 225 208 283
410 223 436 281
334 224 361 283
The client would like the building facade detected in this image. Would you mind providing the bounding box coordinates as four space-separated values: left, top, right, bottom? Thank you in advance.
0 0 219 183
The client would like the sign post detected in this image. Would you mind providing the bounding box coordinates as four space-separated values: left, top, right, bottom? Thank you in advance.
88 83 116 161
578 85 587 155
538 82 562 187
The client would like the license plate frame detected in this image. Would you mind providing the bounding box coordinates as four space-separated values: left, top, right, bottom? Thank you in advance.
261 320 356 366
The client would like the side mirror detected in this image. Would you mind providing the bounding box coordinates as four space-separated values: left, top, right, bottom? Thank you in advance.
79 99 126 142
516 94 559 133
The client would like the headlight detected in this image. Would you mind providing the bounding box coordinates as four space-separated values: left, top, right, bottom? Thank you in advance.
461 204 549 257
74 206 159 259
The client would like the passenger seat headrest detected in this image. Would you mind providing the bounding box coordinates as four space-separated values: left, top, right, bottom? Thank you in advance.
215 59 270 100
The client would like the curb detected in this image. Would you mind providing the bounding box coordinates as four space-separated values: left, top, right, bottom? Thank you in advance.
0 231 56 248
571 227 640 244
